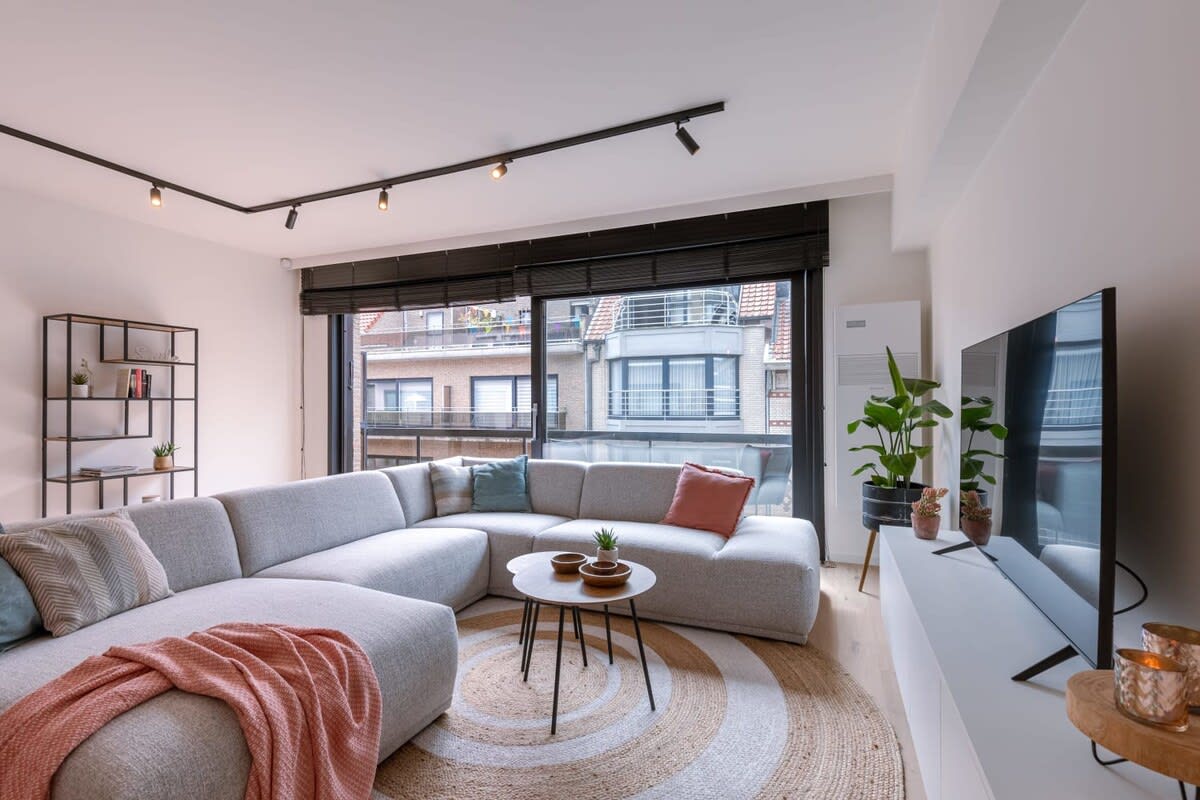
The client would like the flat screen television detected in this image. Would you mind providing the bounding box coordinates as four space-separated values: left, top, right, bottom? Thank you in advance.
959 288 1116 672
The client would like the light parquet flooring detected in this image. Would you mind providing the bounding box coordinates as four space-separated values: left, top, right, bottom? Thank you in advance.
808 563 926 800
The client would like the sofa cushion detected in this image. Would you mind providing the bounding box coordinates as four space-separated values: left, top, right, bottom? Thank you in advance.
430 462 474 516
661 462 755 537
471 455 531 513
461 458 587 518
0 578 457 800
3 497 242 592
382 462 437 524
217 472 406 576
577 462 683 523
253 528 488 611
0 511 172 636
414 512 570 596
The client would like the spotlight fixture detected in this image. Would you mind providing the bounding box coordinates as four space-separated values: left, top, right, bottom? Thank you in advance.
489 161 509 181
149 185 163 207
285 205 299 230
675 123 700 156
377 188 389 211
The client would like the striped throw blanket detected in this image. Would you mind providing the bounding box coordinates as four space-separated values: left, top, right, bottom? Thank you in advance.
0 622 382 800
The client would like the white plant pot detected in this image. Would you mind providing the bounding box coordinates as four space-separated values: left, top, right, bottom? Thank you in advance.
71 384 90 398
596 547 619 563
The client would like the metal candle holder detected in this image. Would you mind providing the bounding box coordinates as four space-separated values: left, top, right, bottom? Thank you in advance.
1143 622 1200 712
1113 648 1190 733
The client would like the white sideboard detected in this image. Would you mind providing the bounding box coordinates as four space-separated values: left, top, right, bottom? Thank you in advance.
878 526 1179 800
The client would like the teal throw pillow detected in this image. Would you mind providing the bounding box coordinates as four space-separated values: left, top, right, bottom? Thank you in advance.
0 551 43 650
472 455 532 513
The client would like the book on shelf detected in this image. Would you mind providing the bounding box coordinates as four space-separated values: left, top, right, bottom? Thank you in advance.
115 368 132 398
79 465 140 477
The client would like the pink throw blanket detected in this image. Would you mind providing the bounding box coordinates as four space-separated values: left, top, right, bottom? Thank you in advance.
0 622 382 800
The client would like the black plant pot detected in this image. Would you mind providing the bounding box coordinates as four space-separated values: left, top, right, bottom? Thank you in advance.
861 481 928 530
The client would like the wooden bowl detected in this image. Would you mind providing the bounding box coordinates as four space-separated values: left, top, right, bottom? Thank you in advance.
551 552 587 574
580 561 632 588
588 559 621 575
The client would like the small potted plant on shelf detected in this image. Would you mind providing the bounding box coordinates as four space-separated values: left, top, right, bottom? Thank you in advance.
152 441 181 471
959 490 993 545
593 528 619 563
847 347 953 530
910 487 948 540
960 395 1009 506
70 359 92 398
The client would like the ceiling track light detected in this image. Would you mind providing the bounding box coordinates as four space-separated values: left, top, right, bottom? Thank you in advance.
0 101 724 226
675 122 700 156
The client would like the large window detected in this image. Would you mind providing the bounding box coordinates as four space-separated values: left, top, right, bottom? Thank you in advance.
608 356 738 419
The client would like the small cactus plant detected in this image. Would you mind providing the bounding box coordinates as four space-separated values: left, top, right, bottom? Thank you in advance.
593 528 619 550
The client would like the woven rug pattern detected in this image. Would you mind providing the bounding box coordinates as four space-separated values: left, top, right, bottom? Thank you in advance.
374 599 903 800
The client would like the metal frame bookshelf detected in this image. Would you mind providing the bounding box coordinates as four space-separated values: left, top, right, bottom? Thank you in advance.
42 313 198 516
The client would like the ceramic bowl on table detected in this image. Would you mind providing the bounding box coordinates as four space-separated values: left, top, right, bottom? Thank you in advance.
551 552 588 574
588 560 621 575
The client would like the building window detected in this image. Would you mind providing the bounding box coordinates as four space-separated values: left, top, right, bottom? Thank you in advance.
770 370 791 390
426 310 444 331
570 301 590 319
471 375 558 429
608 356 740 419
365 378 433 426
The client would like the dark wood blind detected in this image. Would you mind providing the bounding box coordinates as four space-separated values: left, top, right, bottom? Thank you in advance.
300 200 828 314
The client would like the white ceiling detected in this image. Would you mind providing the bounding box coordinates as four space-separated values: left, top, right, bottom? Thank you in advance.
0 1 937 260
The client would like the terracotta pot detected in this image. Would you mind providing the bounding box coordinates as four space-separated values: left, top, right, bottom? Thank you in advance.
910 513 941 540
961 517 992 546
153 456 173 471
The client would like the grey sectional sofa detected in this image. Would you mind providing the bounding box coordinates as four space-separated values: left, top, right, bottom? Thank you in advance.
0 458 821 800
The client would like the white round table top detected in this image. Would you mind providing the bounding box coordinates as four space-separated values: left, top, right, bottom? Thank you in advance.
512 559 657 606
505 550 576 576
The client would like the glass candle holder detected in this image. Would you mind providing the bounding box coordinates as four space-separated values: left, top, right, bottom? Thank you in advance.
1143 622 1200 711
1113 648 1190 732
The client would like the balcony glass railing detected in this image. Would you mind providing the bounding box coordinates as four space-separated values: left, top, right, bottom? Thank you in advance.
611 289 738 331
363 317 581 351
607 388 739 419
364 408 566 430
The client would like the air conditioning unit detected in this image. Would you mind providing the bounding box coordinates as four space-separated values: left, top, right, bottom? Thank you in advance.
832 301 922 561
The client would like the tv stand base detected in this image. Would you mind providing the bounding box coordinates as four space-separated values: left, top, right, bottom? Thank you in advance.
1012 644 1079 682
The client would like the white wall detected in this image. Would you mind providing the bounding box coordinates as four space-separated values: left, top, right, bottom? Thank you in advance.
826 192 930 563
927 0 1200 622
0 185 302 521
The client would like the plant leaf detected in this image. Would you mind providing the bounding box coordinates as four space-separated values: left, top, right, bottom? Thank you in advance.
849 444 886 455
903 377 941 396
921 399 954 418
912 445 932 459
981 474 997 485
913 419 939 428
869 475 894 487
964 449 1006 459
880 452 918 478
851 463 878 476
885 347 908 400
864 401 903 431
960 405 992 427
988 423 1009 439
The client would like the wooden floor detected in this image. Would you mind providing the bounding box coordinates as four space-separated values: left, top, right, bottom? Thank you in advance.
808 562 926 800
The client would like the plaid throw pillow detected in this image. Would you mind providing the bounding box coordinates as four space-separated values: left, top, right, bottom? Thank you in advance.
0 510 172 636
430 462 473 517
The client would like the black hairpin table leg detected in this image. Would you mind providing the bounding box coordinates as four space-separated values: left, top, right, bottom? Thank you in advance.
518 596 531 646
573 606 588 667
551 605 566 735
604 604 614 664
1091 741 1195 799
629 598 655 711
522 602 540 681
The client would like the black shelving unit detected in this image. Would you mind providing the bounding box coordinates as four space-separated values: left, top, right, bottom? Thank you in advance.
42 313 198 516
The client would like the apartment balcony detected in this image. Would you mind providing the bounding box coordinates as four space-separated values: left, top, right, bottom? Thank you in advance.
605 289 742 359
362 316 582 354
364 407 566 430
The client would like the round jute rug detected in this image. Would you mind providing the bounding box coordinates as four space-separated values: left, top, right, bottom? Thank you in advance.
374 598 903 800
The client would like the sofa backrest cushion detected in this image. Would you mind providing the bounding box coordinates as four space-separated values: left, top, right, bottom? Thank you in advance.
382 462 437 524
461 458 586 518
578 462 683 523
217 472 406 575
1 497 242 592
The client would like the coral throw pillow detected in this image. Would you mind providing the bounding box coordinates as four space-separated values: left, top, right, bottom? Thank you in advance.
660 463 755 538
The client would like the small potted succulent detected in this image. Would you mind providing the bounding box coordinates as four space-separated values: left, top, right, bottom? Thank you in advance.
70 358 92 398
910 487 948 540
960 490 993 546
593 527 619 563
152 441 182 471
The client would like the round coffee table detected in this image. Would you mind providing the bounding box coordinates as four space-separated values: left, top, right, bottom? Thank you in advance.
505 551 574 651
511 558 657 734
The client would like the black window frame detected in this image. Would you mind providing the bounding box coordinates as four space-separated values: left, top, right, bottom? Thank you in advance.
607 355 740 420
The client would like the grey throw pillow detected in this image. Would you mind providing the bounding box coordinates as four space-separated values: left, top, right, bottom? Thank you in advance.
0 510 172 637
430 462 473 517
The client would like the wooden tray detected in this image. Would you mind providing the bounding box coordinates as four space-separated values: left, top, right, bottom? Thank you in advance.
579 561 632 588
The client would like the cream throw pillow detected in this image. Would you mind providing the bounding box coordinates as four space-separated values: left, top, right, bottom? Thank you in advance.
0 510 172 636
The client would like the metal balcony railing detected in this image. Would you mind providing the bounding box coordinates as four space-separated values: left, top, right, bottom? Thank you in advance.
363 317 581 351
1043 387 1103 427
364 407 567 430
611 289 738 331
608 388 739 419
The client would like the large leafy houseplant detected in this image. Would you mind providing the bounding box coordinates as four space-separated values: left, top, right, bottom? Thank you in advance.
847 348 953 490
959 395 1008 492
